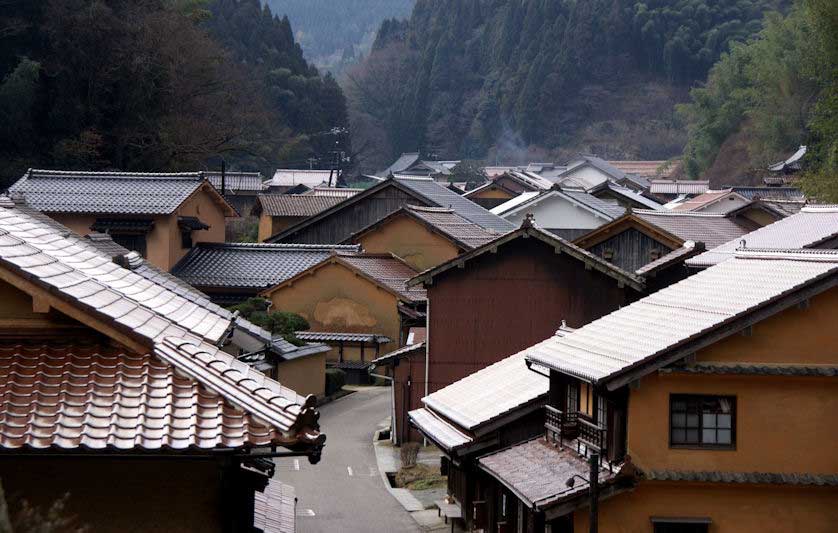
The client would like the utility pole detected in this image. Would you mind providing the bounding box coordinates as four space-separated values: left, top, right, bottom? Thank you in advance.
589 452 599 533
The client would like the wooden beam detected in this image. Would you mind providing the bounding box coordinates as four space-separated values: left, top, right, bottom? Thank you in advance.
0 264 150 355
32 296 50 314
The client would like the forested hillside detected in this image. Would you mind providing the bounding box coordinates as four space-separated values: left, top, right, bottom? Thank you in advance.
0 0 350 187
347 0 789 172
265 0 414 72
678 0 837 193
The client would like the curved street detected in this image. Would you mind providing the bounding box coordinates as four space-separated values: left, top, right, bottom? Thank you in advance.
275 387 421 533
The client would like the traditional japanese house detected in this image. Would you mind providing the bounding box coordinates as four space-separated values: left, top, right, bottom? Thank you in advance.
557 156 663 210
463 180 520 210
260 252 426 382
0 196 324 532
687 204 838 269
475 246 838 532
491 188 625 240
388 218 643 444
172 242 361 305
343 205 498 271
266 176 515 245
84 233 330 397
264 169 335 192
7 169 237 270
573 210 760 289
253 194 348 241
205 170 264 216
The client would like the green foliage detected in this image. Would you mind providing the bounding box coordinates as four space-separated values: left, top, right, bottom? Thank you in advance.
680 0 837 182
325 368 346 396
0 0 350 187
229 298 309 345
798 0 838 200
264 0 414 72
349 0 783 171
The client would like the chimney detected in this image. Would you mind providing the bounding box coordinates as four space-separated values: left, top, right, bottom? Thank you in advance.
220 160 226 197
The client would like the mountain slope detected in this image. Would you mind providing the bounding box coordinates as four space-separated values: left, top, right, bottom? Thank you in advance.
347 0 789 171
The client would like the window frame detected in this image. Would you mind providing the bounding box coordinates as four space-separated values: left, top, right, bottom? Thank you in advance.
668 394 736 450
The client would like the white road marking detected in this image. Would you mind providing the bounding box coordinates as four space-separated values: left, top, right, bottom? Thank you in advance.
293 459 300 471
368 466 376 477
298 509 316 517
347 466 354 476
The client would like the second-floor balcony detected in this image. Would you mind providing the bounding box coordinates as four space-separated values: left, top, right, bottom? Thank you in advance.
545 405 613 471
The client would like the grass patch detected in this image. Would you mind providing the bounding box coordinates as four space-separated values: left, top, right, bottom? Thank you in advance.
395 463 446 491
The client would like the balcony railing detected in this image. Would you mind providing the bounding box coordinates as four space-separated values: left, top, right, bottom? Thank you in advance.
544 405 609 469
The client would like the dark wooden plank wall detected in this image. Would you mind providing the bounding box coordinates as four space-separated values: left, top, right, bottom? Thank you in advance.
278 185 427 244
425 238 637 395
587 227 674 273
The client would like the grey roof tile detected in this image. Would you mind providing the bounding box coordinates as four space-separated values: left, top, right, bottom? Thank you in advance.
409 408 473 451
257 194 347 217
526 248 838 386
394 177 515 233
172 242 361 290
634 210 754 249
405 205 498 249
687 205 838 267
205 171 264 192
645 470 838 486
8 169 210 215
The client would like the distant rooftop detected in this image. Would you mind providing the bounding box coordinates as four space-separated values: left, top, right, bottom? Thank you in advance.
634 209 755 249
205 171 264 193
256 194 347 218
172 242 361 289
7 169 234 216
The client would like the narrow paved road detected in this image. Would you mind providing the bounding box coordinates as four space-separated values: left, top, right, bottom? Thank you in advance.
275 387 421 533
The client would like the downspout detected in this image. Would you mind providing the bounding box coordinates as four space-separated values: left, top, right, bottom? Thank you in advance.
423 298 430 446
370 366 397 445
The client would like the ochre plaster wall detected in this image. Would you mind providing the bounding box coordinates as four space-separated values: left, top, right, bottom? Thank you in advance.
169 188 227 267
356 215 461 271
265 262 401 353
276 351 326 397
627 288 838 475
470 187 515 200
575 482 838 533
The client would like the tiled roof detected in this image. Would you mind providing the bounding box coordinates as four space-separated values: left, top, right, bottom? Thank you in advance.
254 478 296 533
303 187 363 198
562 190 629 219
296 332 392 344
394 177 515 233
608 160 680 179
598 182 663 210
687 205 838 267
634 210 754 249
635 242 705 276
490 191 541 215
380 152 421 176
645 470 838 486
649 180 709 195
526 249 838 388
670 189 746 212
0 343 285 450
478 438 618 509
266 169 334 188
8 169 214 215
408 408 473 452
0 198 324 451
257 194 346 217
339 253 427 302
729 186 805 202
422 351 549 431
205 171 264 193
406 206 499 248
767 145 807 172
371 342 424 366
172 243 361 289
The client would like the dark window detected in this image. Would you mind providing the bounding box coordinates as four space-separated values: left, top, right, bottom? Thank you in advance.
181 230 193 249
566 381 578 412
111 233 147 257
652 518 710 533
596 394 607 426
670 395 735 448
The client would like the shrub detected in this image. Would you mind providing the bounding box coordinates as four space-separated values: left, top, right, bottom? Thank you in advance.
400 441 420 469
325 368 346 396
228 298 310 345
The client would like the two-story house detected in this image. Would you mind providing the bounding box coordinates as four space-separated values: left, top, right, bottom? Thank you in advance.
472 246 838 532
7 169 237 270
